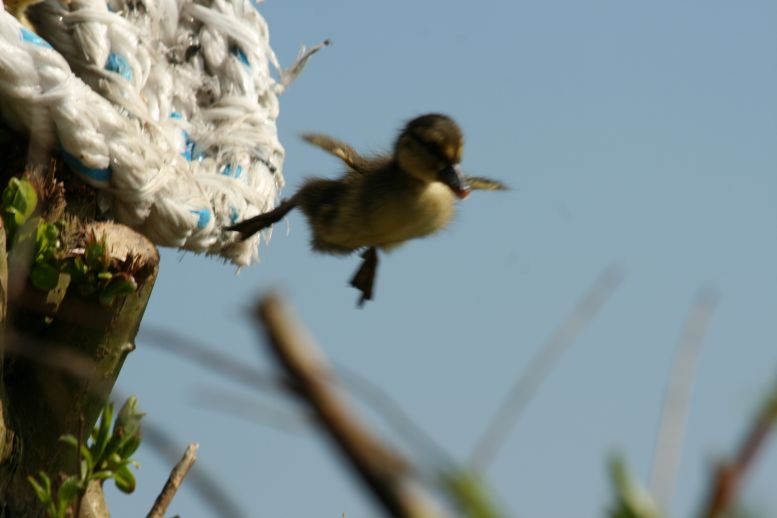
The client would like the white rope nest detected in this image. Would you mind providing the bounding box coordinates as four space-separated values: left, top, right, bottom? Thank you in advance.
0 0 324 265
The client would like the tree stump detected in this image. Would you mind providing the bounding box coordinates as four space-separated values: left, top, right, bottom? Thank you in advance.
0 213 159 515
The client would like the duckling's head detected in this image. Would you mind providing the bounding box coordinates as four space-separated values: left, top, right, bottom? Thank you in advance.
395 114 471 199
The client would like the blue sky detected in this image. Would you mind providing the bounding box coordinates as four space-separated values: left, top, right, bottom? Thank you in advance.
108 2 777 516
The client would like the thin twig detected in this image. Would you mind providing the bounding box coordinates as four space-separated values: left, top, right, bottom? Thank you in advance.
649 288 718 509
256 293 440 518
699 377 777 518
192 386 313 434
138 420 247 518
109 392 249 518
147 443 199 518
470 265 624 472
140 326 291 393
144 326 452 471
279 39 332 89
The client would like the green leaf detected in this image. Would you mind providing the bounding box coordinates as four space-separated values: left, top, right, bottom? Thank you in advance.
81 444 95 472
92 402 114 464
607 455 662 518
28 471 58 517
440 469 506 518
58 434 94 472
2 177 38 227
67 256 89 279
98 274 138 306
43 222 59 241
30 263 60 291
84 240 108 271
91 470 115 480
114 396 144 443
59 435 78 448
113 464 137 494
27 473 50 503
101 435 123 464
56 476 82 507
35 221 59 257
118 433 142 458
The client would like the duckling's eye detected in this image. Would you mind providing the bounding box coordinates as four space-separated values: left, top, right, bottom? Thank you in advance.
408 131 450 164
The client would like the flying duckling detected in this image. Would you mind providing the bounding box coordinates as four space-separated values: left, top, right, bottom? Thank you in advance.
228 113 506 306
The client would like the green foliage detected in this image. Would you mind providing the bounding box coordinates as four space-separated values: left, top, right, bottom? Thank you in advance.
63 235 139 306
607 455 662 518
440 469 506 518
27 471 73 518
1 176 37 242
0 177 63 292
28 397 145 517
30 221 63 291
0 177 139 306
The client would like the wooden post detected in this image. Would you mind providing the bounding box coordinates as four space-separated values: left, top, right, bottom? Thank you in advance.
0 220 159 516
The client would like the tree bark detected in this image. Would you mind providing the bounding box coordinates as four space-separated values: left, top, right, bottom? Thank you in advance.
0 220 159 517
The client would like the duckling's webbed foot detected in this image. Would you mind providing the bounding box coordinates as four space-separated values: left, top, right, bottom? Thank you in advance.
227 198 297 241
349 247 379 307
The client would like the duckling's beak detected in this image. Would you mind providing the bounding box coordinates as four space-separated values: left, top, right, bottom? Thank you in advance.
438 164 471 199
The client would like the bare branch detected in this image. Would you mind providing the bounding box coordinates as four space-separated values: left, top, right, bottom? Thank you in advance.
699 377 777 518
649 288 718 509
470 265 624 472
143 325 449 469
135 417 247 518
140 326 293 393
192 385 313 434
336 364 453 471
147 443 199 518
256 293 441 518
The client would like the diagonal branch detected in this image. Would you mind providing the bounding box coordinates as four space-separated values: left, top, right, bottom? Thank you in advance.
699 376 777 518
649 288 718 509
147 443 199 518
470 265 623 472
255 293 440 518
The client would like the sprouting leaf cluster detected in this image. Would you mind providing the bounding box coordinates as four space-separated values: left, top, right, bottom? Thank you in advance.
607 456 662 518
440 469 506 518
26 470 79 518
28 397 145 518
0 177 138 306
62 233 139 306
29 220 64 292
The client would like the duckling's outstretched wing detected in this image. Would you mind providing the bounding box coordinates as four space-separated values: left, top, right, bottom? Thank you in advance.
465 176 509 191
301 133 371 173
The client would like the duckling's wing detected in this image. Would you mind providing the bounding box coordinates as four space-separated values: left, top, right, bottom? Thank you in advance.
301 133 370 173
466 176 509 191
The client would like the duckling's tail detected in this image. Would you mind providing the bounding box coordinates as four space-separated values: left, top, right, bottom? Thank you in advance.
227 198 297 240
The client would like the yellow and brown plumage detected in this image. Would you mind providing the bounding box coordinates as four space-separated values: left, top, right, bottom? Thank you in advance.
5 0 44 29
228 113 506 305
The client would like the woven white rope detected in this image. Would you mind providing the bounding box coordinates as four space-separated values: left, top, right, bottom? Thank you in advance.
0 0 323 265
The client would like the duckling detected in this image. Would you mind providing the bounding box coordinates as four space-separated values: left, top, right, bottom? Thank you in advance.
228 113 506 306
5 0 44 29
